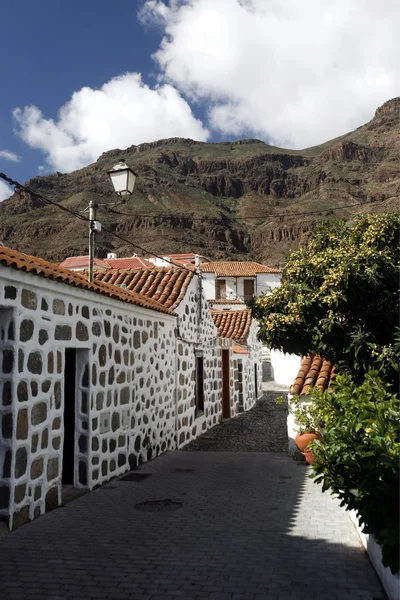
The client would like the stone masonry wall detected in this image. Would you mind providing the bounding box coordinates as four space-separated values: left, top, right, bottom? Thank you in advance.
175 274 222 447
0 266 176 529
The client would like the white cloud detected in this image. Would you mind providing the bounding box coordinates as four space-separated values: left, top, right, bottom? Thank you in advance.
145 0 400 148
13 72 209 172
0 181 13 202
0 150 21 162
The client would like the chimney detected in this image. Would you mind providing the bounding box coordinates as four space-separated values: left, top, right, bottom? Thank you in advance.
107 252 117 259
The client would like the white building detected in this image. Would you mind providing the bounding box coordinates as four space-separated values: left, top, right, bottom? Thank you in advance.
200 261 282 303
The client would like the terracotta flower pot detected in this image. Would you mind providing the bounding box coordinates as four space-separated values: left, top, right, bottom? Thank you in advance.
295 431 322 452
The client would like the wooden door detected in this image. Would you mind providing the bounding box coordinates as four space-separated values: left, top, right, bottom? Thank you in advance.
216 279 227 299
244 279 255 300
222 349 230 418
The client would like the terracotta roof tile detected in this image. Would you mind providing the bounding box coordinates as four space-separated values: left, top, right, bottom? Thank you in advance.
211 309 252 342
0 246 174 315
232 344 250 354
94 266 194 310
200 261 281 276
290 356 336 396
59 255 153 270
207 299 245 305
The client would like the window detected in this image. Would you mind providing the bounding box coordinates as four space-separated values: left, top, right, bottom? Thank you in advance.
216 279 227 299
195 352 205 415
243 279 255 300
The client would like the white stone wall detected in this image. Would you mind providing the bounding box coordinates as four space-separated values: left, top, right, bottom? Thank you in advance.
0 266 177 529
270 350 301 386
255 273 281 294
175 275 222 447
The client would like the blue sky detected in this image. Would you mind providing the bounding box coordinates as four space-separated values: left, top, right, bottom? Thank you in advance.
0 0 398 199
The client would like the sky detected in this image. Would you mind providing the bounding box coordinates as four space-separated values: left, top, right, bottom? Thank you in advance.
0 0 399 201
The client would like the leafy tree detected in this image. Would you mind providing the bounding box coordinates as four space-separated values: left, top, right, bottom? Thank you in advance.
251 214 400 389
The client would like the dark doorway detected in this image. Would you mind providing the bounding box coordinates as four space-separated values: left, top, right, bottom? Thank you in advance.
195 354 205 416
254 363 258 401
243 279 255 301
222 349 230 418
62 349 76 485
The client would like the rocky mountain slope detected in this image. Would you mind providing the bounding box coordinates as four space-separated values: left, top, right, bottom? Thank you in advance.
0 98 399 265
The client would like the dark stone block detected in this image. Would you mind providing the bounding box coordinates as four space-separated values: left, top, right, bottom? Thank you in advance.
114 350 121 364
112 324 120 343
2 349 14 374
92 364 97 386
47 457 59 481
98 344 106 367
12 505 30 529
30 381 38 396
118 435 125 448
81 305 89 319
99 371 106 387
0 484 10 509
133 331 141 349
15 447 28 478
31 402 47 425
120 387 130 405
92 436 99 451
68 303 73 316
54 381 61 409
42 380 51 393
20 319 34 342
31 433 39 452
52 436 61 450
111 412 120 432
2 413 12 439
41 298 48 311
21 289 37 310
76 321 89 341
117 453 126 467
31 458 44 479
57 350 62 373
102 439 108 453
47 352 54 374
110 459 116 472
142 331 149 344
92 321 101 336
45 486 59 511
79 461 87 485
55 325 71 341
92 417 98 431
116 371 125 384
78 434 87 453
5 285 17 299
134 435 141 453
52 299 65 315
18 349 24 373
27 352 42 374
41 428 49 449
2 381 11 406
110 439 116 452
16 409 28 440
108 366 115 385
101 460 107 476
14 483 26 504
96 392 104 411
128 453 137 469
104 321 111 337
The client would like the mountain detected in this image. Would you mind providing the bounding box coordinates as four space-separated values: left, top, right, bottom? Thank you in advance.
0 98 399 265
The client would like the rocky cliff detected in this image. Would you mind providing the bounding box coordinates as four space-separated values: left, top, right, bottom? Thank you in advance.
0 98 399 265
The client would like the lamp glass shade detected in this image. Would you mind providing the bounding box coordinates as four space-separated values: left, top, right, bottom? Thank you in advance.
108 163 137 197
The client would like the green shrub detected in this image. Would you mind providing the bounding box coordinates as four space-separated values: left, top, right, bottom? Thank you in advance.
307 373 399 574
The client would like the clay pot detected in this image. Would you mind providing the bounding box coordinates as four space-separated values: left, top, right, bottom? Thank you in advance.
295 431 322 452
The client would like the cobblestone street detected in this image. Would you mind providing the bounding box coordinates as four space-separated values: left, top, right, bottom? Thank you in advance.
0 394 385 600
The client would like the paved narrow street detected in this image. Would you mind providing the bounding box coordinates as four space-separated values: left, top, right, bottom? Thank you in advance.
0 393 385 600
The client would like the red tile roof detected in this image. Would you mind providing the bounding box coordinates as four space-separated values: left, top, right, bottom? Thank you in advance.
211 309 252 343
207 299 245 305
290 356 336 396
232 344 250 355
200 261 281 276
94 266 194 309
0 246 174 315
59 255 110 269
59 255 153 270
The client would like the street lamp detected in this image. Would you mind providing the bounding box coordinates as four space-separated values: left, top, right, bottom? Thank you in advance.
88 160 138 283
